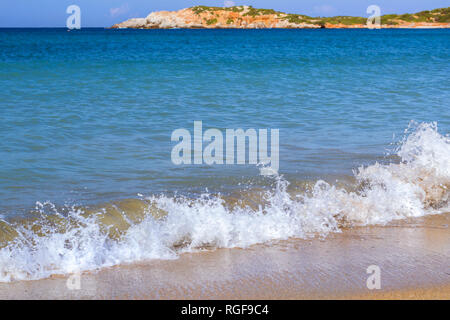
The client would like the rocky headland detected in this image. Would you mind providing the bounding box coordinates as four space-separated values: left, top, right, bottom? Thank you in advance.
111 6 450 29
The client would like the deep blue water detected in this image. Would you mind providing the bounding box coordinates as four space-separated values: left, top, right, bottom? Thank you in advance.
0 28 449 214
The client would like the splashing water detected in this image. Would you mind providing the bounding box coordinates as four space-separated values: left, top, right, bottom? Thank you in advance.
0 122 448 282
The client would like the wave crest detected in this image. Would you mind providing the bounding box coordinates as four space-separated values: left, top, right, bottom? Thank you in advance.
0 122 448 282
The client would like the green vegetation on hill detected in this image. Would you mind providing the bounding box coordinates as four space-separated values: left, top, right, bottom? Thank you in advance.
380 8 450 24
206 18 218 25
192 5 245 14
314 16 368 25
282 14 313 24
242 7 281 17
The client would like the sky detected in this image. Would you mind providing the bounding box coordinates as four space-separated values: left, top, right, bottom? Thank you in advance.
0 0 448 27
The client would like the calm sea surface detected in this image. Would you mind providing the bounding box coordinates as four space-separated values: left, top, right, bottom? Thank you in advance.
0 28 449 215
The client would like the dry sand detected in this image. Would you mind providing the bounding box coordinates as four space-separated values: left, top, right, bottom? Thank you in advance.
0 213 448 300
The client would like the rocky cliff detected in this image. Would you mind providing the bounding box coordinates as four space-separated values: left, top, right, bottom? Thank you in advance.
111 6 450 29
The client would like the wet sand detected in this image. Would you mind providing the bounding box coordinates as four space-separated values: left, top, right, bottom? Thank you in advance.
0 213 448 300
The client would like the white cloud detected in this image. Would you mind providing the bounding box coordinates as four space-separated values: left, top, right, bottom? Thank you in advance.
110 3 130 17
313 5 336 16
224 1 236 7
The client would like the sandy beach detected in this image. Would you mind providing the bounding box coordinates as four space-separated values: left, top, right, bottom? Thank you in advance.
1 212 448 300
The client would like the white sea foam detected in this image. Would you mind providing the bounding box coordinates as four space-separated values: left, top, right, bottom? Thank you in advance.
0 122 448 282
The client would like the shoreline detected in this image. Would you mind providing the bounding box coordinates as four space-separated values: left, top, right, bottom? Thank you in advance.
1 212 448 299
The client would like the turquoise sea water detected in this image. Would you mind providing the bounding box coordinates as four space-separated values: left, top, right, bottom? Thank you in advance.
0 28 449 214
0 28 450 281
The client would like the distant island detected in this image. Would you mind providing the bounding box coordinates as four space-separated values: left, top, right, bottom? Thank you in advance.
112 6 450 29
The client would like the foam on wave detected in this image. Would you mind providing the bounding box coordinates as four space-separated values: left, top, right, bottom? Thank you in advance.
0 122 448 282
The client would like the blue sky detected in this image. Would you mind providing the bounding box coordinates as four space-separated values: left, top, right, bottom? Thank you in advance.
0 0 448 27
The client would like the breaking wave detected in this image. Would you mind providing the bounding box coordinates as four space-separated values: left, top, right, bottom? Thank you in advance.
0 122 448 282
